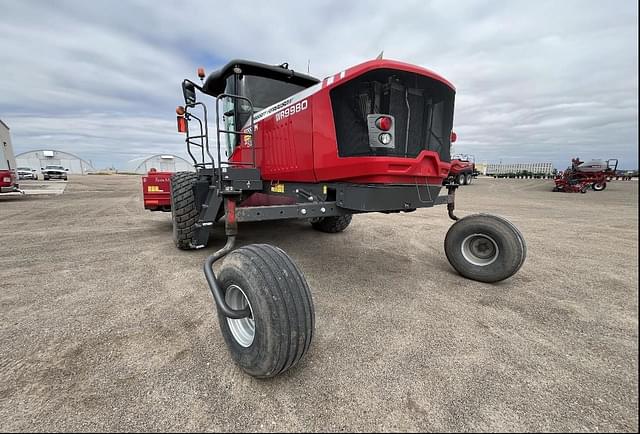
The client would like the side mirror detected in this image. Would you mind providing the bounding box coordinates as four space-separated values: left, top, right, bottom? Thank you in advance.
65 168 69 171
41 167 44 170
182 81 196 105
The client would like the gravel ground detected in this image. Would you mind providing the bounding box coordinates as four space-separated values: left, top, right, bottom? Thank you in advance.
0 175 637 432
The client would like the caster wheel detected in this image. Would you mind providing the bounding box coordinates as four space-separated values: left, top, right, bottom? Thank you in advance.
217 244 314 378
445 214 526 283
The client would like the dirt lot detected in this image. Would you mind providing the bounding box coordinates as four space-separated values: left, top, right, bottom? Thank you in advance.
0 175 637 432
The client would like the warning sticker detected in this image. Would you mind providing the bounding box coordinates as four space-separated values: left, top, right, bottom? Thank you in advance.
270 184 285 193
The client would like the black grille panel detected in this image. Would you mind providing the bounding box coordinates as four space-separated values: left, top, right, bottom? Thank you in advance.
330 69 455 162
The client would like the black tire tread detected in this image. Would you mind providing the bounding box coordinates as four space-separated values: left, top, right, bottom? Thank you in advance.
217 244 314 378
170 172 198 250
311 214 352 233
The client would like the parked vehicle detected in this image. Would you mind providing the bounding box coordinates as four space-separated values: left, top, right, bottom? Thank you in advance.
142 168 173 211
42 165 68 181
1 120 22 195
165 58 527 378
447 154 477 185
17 167 38 180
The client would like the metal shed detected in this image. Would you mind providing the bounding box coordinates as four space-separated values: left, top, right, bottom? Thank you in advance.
15 149 96 175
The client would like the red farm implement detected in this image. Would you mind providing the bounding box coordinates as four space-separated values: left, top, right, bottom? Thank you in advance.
447 153 477 185
165 58 527 378
553 157 618 193
142 168 173 211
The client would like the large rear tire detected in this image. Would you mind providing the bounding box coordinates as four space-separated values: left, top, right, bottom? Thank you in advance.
445 214 526 283
458 173 466 185
465 174 473 185
311 214 352 233
217 244 315 378
170 171 199 250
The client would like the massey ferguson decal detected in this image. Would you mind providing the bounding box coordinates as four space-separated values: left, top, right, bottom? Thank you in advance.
253 98 293 122
252 80 322 123
275 100 308 122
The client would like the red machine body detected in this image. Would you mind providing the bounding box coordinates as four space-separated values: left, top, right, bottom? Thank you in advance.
0 169 18 194
229 59 453 188
142 169 173 211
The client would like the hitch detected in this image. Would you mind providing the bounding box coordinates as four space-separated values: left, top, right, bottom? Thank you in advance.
446 185 459 221
202 199 251 319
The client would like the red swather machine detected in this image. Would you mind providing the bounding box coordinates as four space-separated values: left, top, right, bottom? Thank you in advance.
168 59 526 378
553 157 618 193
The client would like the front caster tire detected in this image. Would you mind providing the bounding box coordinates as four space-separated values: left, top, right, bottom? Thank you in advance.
217 244 315 378
444 214 526 283
311 214 352 233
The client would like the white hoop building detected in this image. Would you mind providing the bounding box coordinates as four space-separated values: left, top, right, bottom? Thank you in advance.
125 154 194 174
15 149 96 175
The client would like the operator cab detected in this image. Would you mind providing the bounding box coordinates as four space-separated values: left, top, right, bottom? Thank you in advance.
201 60 319 156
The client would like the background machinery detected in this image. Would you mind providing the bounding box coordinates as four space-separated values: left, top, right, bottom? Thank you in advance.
553 157 618 193
142 168 173 211
1 120 22 195
447 153 477 185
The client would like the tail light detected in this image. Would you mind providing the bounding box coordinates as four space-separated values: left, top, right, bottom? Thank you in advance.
176 106 187 133
451 131 457 143
375 116 392 131
177 116 187 133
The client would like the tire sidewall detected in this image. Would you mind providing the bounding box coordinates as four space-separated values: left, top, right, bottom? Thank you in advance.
445 215 524 283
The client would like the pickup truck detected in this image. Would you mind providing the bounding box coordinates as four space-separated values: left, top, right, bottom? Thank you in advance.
17 167 38 180
42 165 68 181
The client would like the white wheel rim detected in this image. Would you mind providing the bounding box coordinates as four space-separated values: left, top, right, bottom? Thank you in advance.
225 284 255 347
461 233 499 266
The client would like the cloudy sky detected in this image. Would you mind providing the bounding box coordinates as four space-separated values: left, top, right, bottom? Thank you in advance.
1 0 637 169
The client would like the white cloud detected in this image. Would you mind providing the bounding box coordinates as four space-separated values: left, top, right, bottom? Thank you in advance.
0 0 637 169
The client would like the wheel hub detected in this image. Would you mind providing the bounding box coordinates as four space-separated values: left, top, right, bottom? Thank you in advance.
225 284 255 347
461 234 499 266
